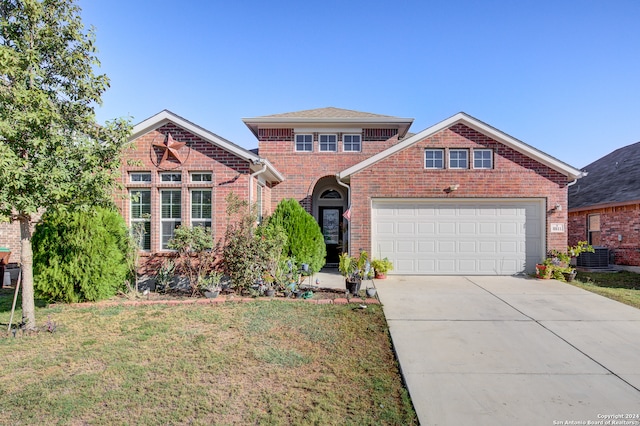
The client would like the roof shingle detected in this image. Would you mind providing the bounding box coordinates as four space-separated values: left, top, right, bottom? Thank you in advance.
569 141 640 209
255 107 400 119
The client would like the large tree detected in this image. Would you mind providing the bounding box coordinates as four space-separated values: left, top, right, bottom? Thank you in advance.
0 0 131 329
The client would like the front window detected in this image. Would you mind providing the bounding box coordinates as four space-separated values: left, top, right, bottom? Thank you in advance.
319 134 337 152
130 172 151 183
161 190 181 249
343 134 361 152
160 172 182 182
130 190 151 250
191 190 212 229
425 149 444 169
449 149 468 169
473 149 493 169
191 172 212 182
295 134 313 152
588 214 601 246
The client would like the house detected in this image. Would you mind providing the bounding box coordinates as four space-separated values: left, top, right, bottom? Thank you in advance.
2 107 583 276
568 141 640 267
243 108 582 275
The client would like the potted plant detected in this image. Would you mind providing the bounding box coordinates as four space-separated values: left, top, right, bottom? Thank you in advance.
339 251 370 295
544 241 594 282
199 270 223 298
371 258 393 279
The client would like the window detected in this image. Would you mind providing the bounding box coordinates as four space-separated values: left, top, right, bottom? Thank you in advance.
256 184 263 224
343 134 361 152
160 190 181 249
588 214 601 246
130 172 151 183
130 190 151 250
319 134 337 152
473 149 493 169
191 172 212 182
191 190 212 229
295 134 313 152
449 149 468 169
425 149 444 169
320 189 342 199
160 172 182 182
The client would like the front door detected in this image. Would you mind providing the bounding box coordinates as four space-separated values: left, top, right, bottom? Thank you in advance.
319 206 343 265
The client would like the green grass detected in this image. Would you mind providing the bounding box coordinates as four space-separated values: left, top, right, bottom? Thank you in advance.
571 270 640 309
0 295 417 425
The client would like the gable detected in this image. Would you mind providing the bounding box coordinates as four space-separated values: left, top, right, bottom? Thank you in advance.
339 112 582 182
132 110 283 183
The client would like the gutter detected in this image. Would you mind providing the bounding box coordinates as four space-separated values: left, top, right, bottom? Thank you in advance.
249 160 268 207
335 174 351 255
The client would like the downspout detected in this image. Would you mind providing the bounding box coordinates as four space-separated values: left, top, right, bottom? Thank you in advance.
250 160 267 208
336 174 351 255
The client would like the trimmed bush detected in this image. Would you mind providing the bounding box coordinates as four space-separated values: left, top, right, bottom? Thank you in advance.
267 199 326 273
32 207 131 302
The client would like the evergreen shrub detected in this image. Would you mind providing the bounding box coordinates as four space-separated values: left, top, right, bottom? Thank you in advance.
267 199 326 273
32 207 131 302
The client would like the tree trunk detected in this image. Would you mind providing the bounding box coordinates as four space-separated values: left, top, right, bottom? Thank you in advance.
19 217 36 330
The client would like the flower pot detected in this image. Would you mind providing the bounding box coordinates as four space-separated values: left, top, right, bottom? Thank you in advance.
204 290 219 299
563 270 577 282
345 278 362 295
535 264 551 279
366 288 377 298
374 272 387 279
265 289 275 297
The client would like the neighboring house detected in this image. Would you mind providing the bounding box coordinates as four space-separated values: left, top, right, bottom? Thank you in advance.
568 141 640 266
244 108 582 275
2 107 584 276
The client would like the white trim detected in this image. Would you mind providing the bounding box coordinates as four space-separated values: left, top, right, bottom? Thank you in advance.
448 149 469 169
319 134 338 152
424 148 444 169
473 149 493 170
294 134 313 152
339 112 584 181
342 134 362 152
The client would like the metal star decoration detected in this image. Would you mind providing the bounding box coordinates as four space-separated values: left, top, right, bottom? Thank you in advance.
153 133 186 165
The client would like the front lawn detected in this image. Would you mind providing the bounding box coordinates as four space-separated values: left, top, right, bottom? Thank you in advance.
0 294 417 425
571 270 640 309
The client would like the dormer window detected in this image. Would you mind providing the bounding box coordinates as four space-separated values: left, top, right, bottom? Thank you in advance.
295 134 313 152
319 134 337 152
343 134 361 152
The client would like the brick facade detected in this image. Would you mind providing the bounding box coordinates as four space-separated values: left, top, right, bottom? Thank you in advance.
569 203 640 266
258 130 399 212
346 124 569 258
117 122 273 271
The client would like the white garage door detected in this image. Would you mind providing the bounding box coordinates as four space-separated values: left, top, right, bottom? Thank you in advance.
371 199 544 275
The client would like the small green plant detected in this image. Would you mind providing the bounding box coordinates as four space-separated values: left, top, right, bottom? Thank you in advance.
371 258 393 275
154 259 175 293
198 270 223 293
167 225 216 295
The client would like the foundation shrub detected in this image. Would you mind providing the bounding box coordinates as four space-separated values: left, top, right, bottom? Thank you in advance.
32 207 130 302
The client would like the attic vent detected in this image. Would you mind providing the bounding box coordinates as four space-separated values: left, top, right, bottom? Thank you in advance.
364 128 397 141
576 247 609 268
258 128 293 141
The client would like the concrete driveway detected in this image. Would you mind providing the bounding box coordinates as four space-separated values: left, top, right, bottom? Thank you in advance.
374 275 640 426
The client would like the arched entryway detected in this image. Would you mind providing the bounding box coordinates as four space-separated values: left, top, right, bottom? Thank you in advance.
312 176 348 266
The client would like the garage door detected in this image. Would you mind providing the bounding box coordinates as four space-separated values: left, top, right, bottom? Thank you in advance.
371 199 544 275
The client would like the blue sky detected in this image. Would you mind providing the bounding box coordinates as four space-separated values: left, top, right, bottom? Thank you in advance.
79 0 639 169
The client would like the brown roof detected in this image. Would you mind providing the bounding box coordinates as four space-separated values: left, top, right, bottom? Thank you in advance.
256 107 400 119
